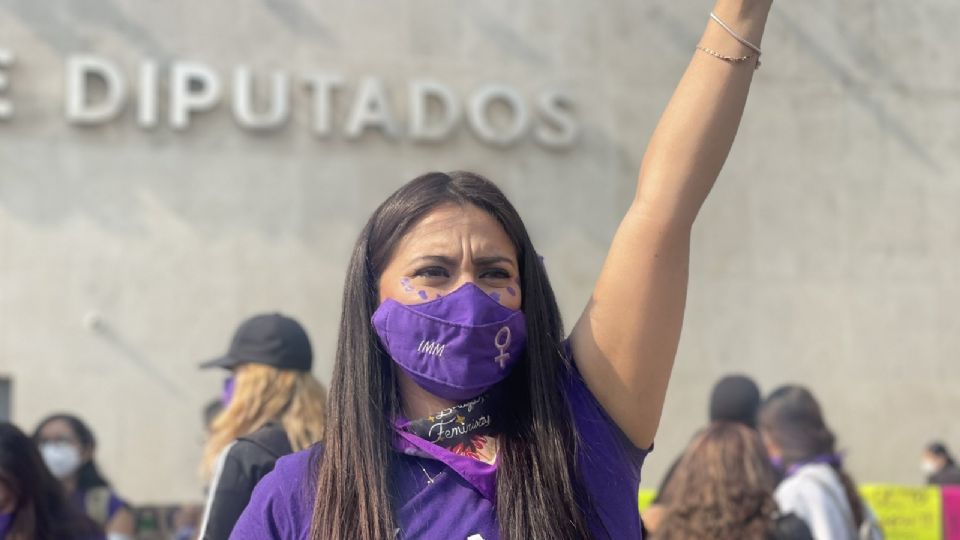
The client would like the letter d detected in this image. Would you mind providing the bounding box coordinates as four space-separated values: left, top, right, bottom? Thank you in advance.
65 55 127 125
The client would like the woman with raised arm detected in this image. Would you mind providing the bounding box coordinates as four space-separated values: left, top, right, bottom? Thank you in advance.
232 1 773 538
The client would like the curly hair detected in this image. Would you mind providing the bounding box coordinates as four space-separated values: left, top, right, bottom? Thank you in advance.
655 422 779 540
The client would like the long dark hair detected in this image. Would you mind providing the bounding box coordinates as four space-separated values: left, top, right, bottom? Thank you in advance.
759 386 865 527
656 422 779 540
310 171 593 540
0 422 103 540
33 413 111 491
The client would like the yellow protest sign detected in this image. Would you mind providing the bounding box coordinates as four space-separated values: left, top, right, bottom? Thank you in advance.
638 489 657 512
859 485 942 540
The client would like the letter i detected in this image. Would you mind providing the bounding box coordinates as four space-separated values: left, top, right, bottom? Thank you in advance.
138 60 159 129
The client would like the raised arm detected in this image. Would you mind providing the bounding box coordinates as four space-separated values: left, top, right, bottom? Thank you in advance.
569 0 773 448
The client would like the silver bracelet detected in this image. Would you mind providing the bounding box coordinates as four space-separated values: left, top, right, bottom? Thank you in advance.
709 12 762 67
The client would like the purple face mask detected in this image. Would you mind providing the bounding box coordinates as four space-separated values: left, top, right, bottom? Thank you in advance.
372 282 527 401
221 375 236 407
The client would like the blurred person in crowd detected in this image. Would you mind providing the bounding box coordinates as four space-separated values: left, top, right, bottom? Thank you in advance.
643 374 762 533
171 505 204 540
657 374 763 495
923 441 960 485
33 414 135 540
170 398 226 540
232 0 777 537
760 386 883 540
652 422 812 540
197 313 326 539
707 374 763 428
165 399 228 540
0 422 104 540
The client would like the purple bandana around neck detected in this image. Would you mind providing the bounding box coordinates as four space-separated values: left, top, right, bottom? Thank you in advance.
372 282 527 401
392 419 499 503
785 453 844 476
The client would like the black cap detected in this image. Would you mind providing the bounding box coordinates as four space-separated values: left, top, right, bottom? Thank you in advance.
200 313 312 372
709 374 761 428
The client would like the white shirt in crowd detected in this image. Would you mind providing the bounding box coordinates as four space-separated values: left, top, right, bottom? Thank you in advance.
775 463 883 540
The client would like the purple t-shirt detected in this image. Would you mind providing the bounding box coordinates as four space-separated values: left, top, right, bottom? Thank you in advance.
0 513 12 539
231 361 649 539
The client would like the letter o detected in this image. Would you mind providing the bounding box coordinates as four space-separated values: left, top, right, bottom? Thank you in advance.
467 84 528 147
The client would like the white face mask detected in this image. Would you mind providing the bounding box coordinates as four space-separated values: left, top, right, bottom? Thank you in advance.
40 442 83 479
922 459 940 475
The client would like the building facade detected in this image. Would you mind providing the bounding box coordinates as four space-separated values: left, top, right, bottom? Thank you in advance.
1 0 958 503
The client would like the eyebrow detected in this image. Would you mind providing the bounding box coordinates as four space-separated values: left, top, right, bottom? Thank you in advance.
473 255 515 267
409 255 458 266
408 255 517 267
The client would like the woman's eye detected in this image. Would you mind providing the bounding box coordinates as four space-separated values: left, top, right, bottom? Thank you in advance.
414 266 449 279
481 268 511 280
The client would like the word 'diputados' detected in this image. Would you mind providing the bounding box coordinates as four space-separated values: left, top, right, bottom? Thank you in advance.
26 53 579 149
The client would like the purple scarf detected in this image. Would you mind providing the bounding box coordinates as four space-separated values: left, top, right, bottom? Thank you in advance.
781 453 844 477
392 420 499 503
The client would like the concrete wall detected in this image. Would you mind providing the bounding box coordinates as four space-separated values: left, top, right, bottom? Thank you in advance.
0 0 957 503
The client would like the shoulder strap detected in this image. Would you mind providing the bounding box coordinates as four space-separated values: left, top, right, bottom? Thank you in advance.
774 512 814 540
236 423 293 458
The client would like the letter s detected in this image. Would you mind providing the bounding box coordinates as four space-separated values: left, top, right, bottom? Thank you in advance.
534 90 578 150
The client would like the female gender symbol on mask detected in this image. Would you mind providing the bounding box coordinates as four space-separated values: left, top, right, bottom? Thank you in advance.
494 326 512 369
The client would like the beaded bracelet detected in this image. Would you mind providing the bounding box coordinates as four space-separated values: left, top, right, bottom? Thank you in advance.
696 46 757 67
707 11 762 69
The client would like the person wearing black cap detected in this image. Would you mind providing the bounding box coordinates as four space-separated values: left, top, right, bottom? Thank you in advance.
642 374 762 533
197 313 327 540
708 374 762 427
662 374 762 491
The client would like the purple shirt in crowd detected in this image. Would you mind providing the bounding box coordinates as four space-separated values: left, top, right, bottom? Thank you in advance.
232 355 649 539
